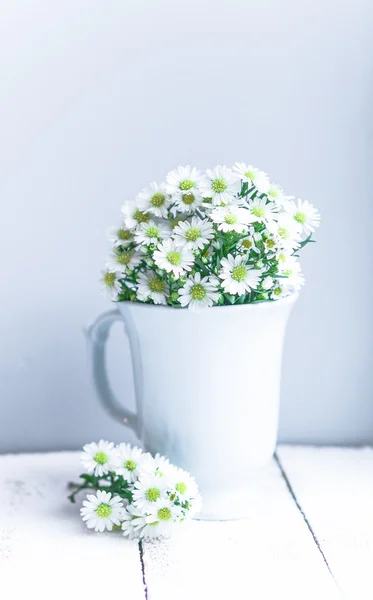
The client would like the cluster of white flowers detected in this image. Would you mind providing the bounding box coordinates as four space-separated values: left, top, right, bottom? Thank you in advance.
75 440 201 539
101 164 320 308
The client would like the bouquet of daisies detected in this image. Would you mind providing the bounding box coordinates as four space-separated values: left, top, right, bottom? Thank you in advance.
101 163 320 309
68 441 201 540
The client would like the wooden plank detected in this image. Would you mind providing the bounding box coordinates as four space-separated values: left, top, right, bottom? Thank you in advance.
0 452 145 599
278 445 373 600
142 458 340 600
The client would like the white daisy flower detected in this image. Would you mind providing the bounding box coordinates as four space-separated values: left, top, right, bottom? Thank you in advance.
233 162 259 186
136 271 169 305
132 473 169 511
232 163 270 193
134 220 169 246
210 205 253 233
267 214 302 251
179 272 219 311
114 443 150 483
121 505 161 540
219 254 261 295
142 453 171 477
166 166 206 213
107 226 134 248
283 199 321 235
145 499 182 538
81 490 124 533
80 440 118 477
278 256 305 291
262 233 279 255
166 165 206 197
201 165 240 206
247 197 278 223
122 200 150 230
100 268 122 298
237 229 260 254
270 282 293 300
137 182 170 219
153 239 194 277
266 184 294 205
171 190 204 214
261 275 274 290
107 249 141 273
168 466 202 511
173 216 214 250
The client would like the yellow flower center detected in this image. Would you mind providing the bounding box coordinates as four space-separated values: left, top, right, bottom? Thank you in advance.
96 503 112 518
176 482 187 494
190 284 206 301
94 451 108 465
185 227 200 242
179 179 195 191
134 210 149 223
150 193 166 208
231 265 247 282
294 212 306 224
103 272 116 288
182 193 195 205
145 487 161 502
167 251 181 266
124 459 136 471
225 214 237 225
212 178 227 193
157 507 172 521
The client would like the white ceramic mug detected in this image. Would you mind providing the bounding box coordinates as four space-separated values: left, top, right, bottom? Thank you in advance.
87 295 297 519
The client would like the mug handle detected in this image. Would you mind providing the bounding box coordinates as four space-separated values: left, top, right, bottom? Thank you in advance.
85 308 143 439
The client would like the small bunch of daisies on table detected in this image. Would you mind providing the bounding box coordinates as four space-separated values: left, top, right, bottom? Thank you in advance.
101 163 320 308
68 440 201 540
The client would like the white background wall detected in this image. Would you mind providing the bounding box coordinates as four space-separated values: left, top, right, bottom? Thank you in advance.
1 0 372 453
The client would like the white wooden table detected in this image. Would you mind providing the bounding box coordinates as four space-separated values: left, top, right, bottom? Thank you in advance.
1 447 372 599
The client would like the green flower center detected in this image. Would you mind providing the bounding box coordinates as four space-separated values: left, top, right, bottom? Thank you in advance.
145 487 161 502
252 207 265 218
268 187 279 198
167 251 181 266
190 284 206 301
278 227 289 239
185 227 200 242
96 503 112 518
134 210 149 223
182 193 195 205
103 272 116 288
94 451 108 465
242 239 252 249
117 228 132 240
266 239 275 248
157 507 172 521
149 278 164 293
117 251 133 265
125 459 136 471
231 265 247 282
179 179 195 191
225 214 237 225
294 212 306 224
283 269 292 277
150 193 166 208
146 226 159 238
244 170 256 180
274 287 282 296
176 482 187 494
212 178 227 193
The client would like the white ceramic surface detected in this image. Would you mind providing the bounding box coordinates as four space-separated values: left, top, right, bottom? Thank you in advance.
87 296 298 519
